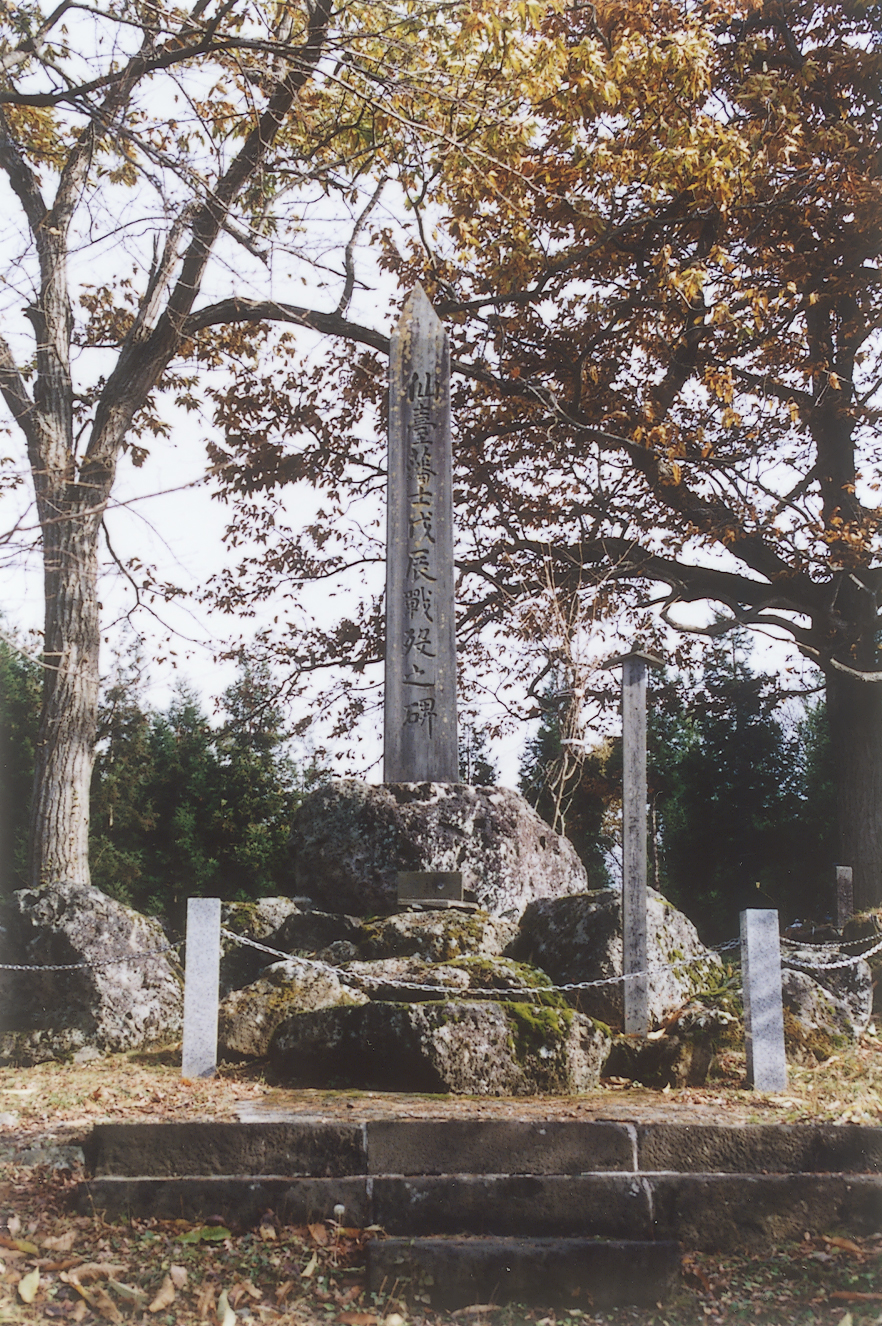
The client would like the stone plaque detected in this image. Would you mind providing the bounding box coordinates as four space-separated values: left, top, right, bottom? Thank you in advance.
384 285 458 782
397 871 464 905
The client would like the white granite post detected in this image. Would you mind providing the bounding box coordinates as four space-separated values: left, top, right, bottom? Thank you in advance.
603 649 662 1036
182 897 221 1079
384 285 458 782
740 908 787 1092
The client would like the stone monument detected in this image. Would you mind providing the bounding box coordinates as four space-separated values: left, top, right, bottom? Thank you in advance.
603 648 663 1036
384 285 458 782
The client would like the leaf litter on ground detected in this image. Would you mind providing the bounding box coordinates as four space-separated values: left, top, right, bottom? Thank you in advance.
1 1041 881 1324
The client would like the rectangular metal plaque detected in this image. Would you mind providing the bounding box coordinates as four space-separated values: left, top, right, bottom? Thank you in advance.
397 871 464 904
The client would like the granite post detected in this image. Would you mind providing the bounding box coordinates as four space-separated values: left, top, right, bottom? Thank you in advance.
835 865 854 930
603 649 662 1036
384 285 458 782
740 908 787 1092
182 897 221 1079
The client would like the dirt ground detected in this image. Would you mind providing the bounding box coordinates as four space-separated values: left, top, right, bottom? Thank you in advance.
1 1038 881 1326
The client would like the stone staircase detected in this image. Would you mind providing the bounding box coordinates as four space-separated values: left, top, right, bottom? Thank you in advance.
78 1116 882 1310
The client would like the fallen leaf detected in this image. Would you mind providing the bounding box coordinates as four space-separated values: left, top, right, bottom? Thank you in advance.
240 1278 262 1302
228 1285 246 1309
107 1279 148 1307
824 1237 865 1256
42 1231 77 1252
148 1275 176 1312
831 1292 882 1303
258 1217 277 1242
301 1250 318 1279
64 1263 125 1284
217 1288 236 1326
169 1265 188 1290
17 1269 39 1304
72 1299 88 1322
338 1314 377 1325
91 1285 122 1322
6 1216 21 1238
275 1280 294 1305
197 1282 215 1318
0 1236 39 1254
308 1222 329 1246
179 1226 232 1244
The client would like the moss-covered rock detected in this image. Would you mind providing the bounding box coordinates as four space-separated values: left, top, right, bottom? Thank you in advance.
269 999 610 1094
509 888 721 1031
358 908 518 963
218 957 367 1059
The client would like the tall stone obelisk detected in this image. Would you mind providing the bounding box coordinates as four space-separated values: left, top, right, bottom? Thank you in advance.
384 286 458 782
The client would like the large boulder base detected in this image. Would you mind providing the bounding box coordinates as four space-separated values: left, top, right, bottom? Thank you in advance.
781 947 872 1040
782 966 870 1062
219 958 368 1059
0 882 182 1063
270 1000 610 1095
509 888 721 1031
289 780 589 916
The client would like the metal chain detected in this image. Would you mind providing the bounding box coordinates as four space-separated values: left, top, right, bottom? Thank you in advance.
0 942 180 973
221 928 731 998
781 932 881 952
781 933 882 972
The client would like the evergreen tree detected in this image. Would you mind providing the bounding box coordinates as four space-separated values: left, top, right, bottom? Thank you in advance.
0 634 41 895
458 721 498 785
649 636 835 942
89 662 312 923
519 688 612 888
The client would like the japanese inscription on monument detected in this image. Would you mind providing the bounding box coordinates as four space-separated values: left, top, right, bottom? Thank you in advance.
384 286 458 781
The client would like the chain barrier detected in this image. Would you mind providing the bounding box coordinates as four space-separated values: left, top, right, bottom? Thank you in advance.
780 933 882 973
0 942 181 973
221 928 738 999
781 932 881 952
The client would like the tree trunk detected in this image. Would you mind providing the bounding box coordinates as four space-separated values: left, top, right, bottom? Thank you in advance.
28 507 101 888
827 665 882 914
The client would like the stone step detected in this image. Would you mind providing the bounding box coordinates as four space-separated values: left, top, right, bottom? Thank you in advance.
366 1236 681 1311
84 1118 882 1179
77 1170 882 1251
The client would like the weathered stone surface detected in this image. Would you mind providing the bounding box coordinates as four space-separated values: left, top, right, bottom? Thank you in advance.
367 1237 680 1311
781 967 868 1062
341 957 472 1001
269 1000 610 1095
288 780 588 916
779 944 870 1034
509 888 720 1031
0 882 182 1063
843 908 882 1013
602 1003 729 1088
219 958 367 1059
220 898 308 994
358 908 518 963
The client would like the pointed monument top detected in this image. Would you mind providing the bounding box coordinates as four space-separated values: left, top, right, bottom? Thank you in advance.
396 283 442 331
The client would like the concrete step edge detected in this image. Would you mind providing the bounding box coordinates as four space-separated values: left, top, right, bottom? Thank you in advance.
366 1235 681 1310
84 1118 882 1178
77 1172 882 1252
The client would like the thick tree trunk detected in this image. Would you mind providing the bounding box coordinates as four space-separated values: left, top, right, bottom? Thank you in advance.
826 666 882 914
28 508 101 887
